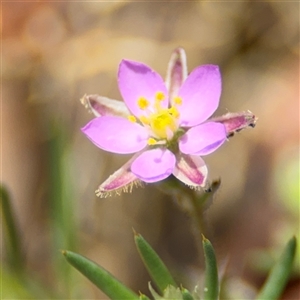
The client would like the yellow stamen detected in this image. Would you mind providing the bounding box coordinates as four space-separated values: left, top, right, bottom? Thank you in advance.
173 96 182 105
155 91 165 102
136 91 180 141
168 107 180 118
150 110 177 139
138 97 149 110
128 115 137 123
147 138 157 145
140 115 150 125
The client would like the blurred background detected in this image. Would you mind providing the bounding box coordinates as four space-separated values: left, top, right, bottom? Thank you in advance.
1 1 299 299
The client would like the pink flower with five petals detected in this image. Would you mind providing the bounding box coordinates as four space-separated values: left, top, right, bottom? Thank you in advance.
81 48 256 197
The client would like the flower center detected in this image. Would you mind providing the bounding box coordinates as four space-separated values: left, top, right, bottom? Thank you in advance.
129 91 182 145
150 109 178 139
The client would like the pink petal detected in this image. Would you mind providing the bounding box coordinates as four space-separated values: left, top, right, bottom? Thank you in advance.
173 154 208 187
179 122 226 156
96 157 140 198
165 48 188 101
118 60 168 117
81 116 148 154
177 65 222 127
131 148 176 183
81 94 130 117
210 111 257 137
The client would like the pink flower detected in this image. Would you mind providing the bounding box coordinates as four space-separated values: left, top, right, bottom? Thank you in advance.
81 48 256 197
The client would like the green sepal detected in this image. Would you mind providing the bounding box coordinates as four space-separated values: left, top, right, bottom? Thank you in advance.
134 232 177 293
164 285 184 299
194 179 221 209
139 292 151 300
149 283 184 300
191 286 201 300
181 288 194 300
255 236 297 300
149 282 162 299
62 250 139 300
202 235 219 300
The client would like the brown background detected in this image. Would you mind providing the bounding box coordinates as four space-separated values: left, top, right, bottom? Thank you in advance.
2 1 299 299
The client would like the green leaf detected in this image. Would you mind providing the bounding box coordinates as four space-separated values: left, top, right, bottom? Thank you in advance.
48 122 78 250
134 232 177 294
2 268 36 299
62 250 139 300
2 265 58 299
0 185 23 271
202 235 219 300
48 121 79 296
255 236 297 300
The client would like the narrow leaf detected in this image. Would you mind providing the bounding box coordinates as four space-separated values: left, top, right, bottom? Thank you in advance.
255 236 297 300
48 121 78 295
134 232 177 294
0 185 23 270
62 250 139 300
2 267 36 299
202 235 219 300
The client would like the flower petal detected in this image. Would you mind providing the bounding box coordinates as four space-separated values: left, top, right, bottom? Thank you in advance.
81 116 148 154
211 111 257 137
179 122 226 156
131 148 176 183
173 154 208 187
118 60 168 117
177 65 222 127
165 47 188 102
96 157 140 198
81 94 130 117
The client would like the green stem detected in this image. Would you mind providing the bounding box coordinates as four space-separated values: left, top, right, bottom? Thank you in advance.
187 180 221 257
190 191 207 235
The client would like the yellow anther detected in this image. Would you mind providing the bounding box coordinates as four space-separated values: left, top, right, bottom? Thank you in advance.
140 115 150 125
138 97 149 110
168 106 180 118
173 96 182 105
155 91 165 101
134 92 179 141
128 115 137 123
150 111 177 139
147 138 157 145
